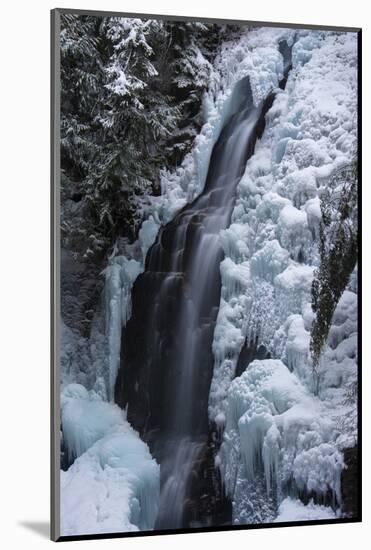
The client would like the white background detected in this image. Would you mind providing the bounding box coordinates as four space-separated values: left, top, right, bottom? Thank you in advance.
0 0 368 548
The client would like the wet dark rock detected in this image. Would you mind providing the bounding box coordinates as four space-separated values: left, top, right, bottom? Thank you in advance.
185 438 233 527
341 445 359 518
235 340 270 378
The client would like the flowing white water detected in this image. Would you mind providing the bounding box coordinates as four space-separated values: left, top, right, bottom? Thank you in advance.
152 81 266 529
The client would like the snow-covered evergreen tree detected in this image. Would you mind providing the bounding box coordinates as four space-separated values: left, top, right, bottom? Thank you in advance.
60 15 221 261
310 160 358 375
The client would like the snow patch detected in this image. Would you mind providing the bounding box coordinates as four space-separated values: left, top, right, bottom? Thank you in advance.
274 497 337 522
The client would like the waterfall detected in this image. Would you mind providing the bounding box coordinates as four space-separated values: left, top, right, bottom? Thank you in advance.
154 82 265 530
115 47 293 530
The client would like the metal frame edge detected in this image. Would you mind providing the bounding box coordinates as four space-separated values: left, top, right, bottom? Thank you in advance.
51 7 61 543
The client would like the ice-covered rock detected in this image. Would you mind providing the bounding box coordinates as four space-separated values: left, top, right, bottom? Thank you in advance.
61 254 143 404
102 256 142 401
61 384 126 461
274 264 314 319
250 239 290 282
211 31 358 524
138 215 159 260
60 384 160 535
218 359 343 522
210 29 357 425
61 431 160 535
60 320 91 389
277 204 310 261
284 314 311 378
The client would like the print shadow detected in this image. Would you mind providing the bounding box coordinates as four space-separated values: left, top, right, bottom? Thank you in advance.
18 521 49 539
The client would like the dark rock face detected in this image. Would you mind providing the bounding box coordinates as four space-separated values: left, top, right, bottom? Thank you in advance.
184 437 233 528
235 340 270 378
341 445 359 518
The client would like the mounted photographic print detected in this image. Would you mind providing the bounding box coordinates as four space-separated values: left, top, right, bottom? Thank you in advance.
51 8 361 541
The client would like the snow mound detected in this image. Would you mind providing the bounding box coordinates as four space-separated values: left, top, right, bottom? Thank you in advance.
274 497 337 522
60 384 160 536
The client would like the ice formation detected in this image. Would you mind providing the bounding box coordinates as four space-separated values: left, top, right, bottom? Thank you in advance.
219 359 343 523
61 383 126 461
210 29 357 419
60 384 160 535
210 29 358 522
102 256 142 401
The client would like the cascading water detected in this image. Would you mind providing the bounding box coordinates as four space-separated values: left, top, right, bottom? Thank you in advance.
154 84 266 530
115 43 293 530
